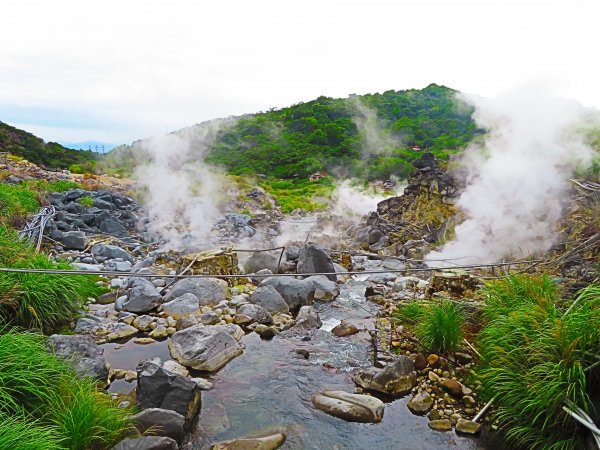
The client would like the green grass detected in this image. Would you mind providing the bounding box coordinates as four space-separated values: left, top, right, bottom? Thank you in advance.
0 226 102 331
476 276 600 450
0 183 40 226
394 299 464 352
0 328 133 449
78 195 94 207
0 414 63 450
260 176 334 213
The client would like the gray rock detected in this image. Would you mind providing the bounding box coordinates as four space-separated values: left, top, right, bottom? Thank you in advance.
169 325 242 371
243 251 281 274
249 285 289 314
331 321 359 337
407 391 434 415
286 245 300 261
294 306 321 329
136 360 201 423
74 317 103 334
213 324 245 341
297 243 336 281
47 334 109 381
237 304 273 325
133 315 155 332
199 312 220 325
455 418 481 435
165 278 228 305
312 391 384 423
305 275 340 301
59 231 88 250
92 244 133 262
259 277 314 313
211 433 286 450
93 198 115 210
105 259 132 272
123 278 162 313
162 293 201 319
65 189 86 201
106 322 138 341
131 408 186 443
428 419 452 432
354 356 417 397
111 436 178 450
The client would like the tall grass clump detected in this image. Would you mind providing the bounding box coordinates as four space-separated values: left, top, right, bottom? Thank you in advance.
0 183 39 226
0 226 102 330
0 329 133 449
394 300 464 353
0 414 63 450
477 276 600 450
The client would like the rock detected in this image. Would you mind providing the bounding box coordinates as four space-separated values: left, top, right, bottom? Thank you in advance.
407 391 434 415
428 371 439 382
176 315 199 330
243 251 281 274
331 321 359 337
311 391 384 423
455 418 481 435
133 315 156 332
259 277 315 313
162 293 201 320
305 275 340 301
169 325 243 371
237 304 273 325
47 334 109 381
256 326 276 340
441 379 463 397
149 325 170 339
192 377 213 390
123 278 162 313
111 436 178 450
214 324 245 341
105 260 133 272
462 395 476 407
165 278 228 305
426 353 440 368
162 360 189 378
59 231 88 250
249 286 289 314
428 419 452 432
74 317 103 334
211 433 286 450
199 311 220 325
131 408 186 443
106 323 138 341
354 356 417 397
99 218 129 236
92 244 133 262
294 306 322 329
136 359 201 423
414 353 427 370
297 243 336 281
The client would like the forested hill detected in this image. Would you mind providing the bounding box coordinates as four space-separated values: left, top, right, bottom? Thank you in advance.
0 121 98 170
205 84 481 180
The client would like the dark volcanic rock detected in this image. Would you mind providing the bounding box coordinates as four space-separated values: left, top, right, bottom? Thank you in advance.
165 278 228 305
131 408 186 442
249 285 290 314
259 277 315 313
354 356 417 397
123 278 162 313
47 334 109 381
111 436 178 450
297 243 336 281
59 231 88 250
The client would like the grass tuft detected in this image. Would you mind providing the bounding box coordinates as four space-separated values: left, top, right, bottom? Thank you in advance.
0 414 63 450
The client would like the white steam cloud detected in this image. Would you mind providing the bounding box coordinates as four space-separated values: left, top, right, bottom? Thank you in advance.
352 98 402 157
426 86 594 265
135 120 232 250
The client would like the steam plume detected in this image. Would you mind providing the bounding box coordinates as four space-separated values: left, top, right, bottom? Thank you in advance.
426 86 594 265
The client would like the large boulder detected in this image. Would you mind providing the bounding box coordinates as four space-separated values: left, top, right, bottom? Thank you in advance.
237 304 273 325
305 275 339 301
354 356 417 397
243 251 281 274
111 436 178 450
293 306 322 329
131 408 186 443
99 218 129 237
161 293 201 320
311 391 384 423
297 243 336 281
123 278 162 313
47 334 109 381
59 231 88 250
249 285 289 314
165 278 228 305
259 277 314 313
169 325 242 371
136 360 201 424
91 244 133 262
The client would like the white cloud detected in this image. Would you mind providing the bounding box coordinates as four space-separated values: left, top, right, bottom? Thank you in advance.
1 0 599 143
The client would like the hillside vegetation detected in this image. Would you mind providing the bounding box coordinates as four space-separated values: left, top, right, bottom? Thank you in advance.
0 122 98 171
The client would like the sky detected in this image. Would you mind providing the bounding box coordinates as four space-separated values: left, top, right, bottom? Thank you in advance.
1 0 599 146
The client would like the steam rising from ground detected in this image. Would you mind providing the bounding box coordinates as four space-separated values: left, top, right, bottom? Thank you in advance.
135 120 232 250
352 98 402 157
426 87 594 265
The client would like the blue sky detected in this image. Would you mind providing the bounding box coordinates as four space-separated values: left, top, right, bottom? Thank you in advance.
1 0 599 147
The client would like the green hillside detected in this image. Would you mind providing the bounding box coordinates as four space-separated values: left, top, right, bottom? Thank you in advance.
206 83 481 180
0 121 98 170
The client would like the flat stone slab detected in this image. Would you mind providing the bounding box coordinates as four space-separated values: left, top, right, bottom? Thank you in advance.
311 390 384 423
210 433 286 450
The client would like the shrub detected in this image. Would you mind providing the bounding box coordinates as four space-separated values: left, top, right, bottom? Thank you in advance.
416 300 464 353
0 328 133 449
477 276 600 450
0 226 102 330
68 164 84 174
